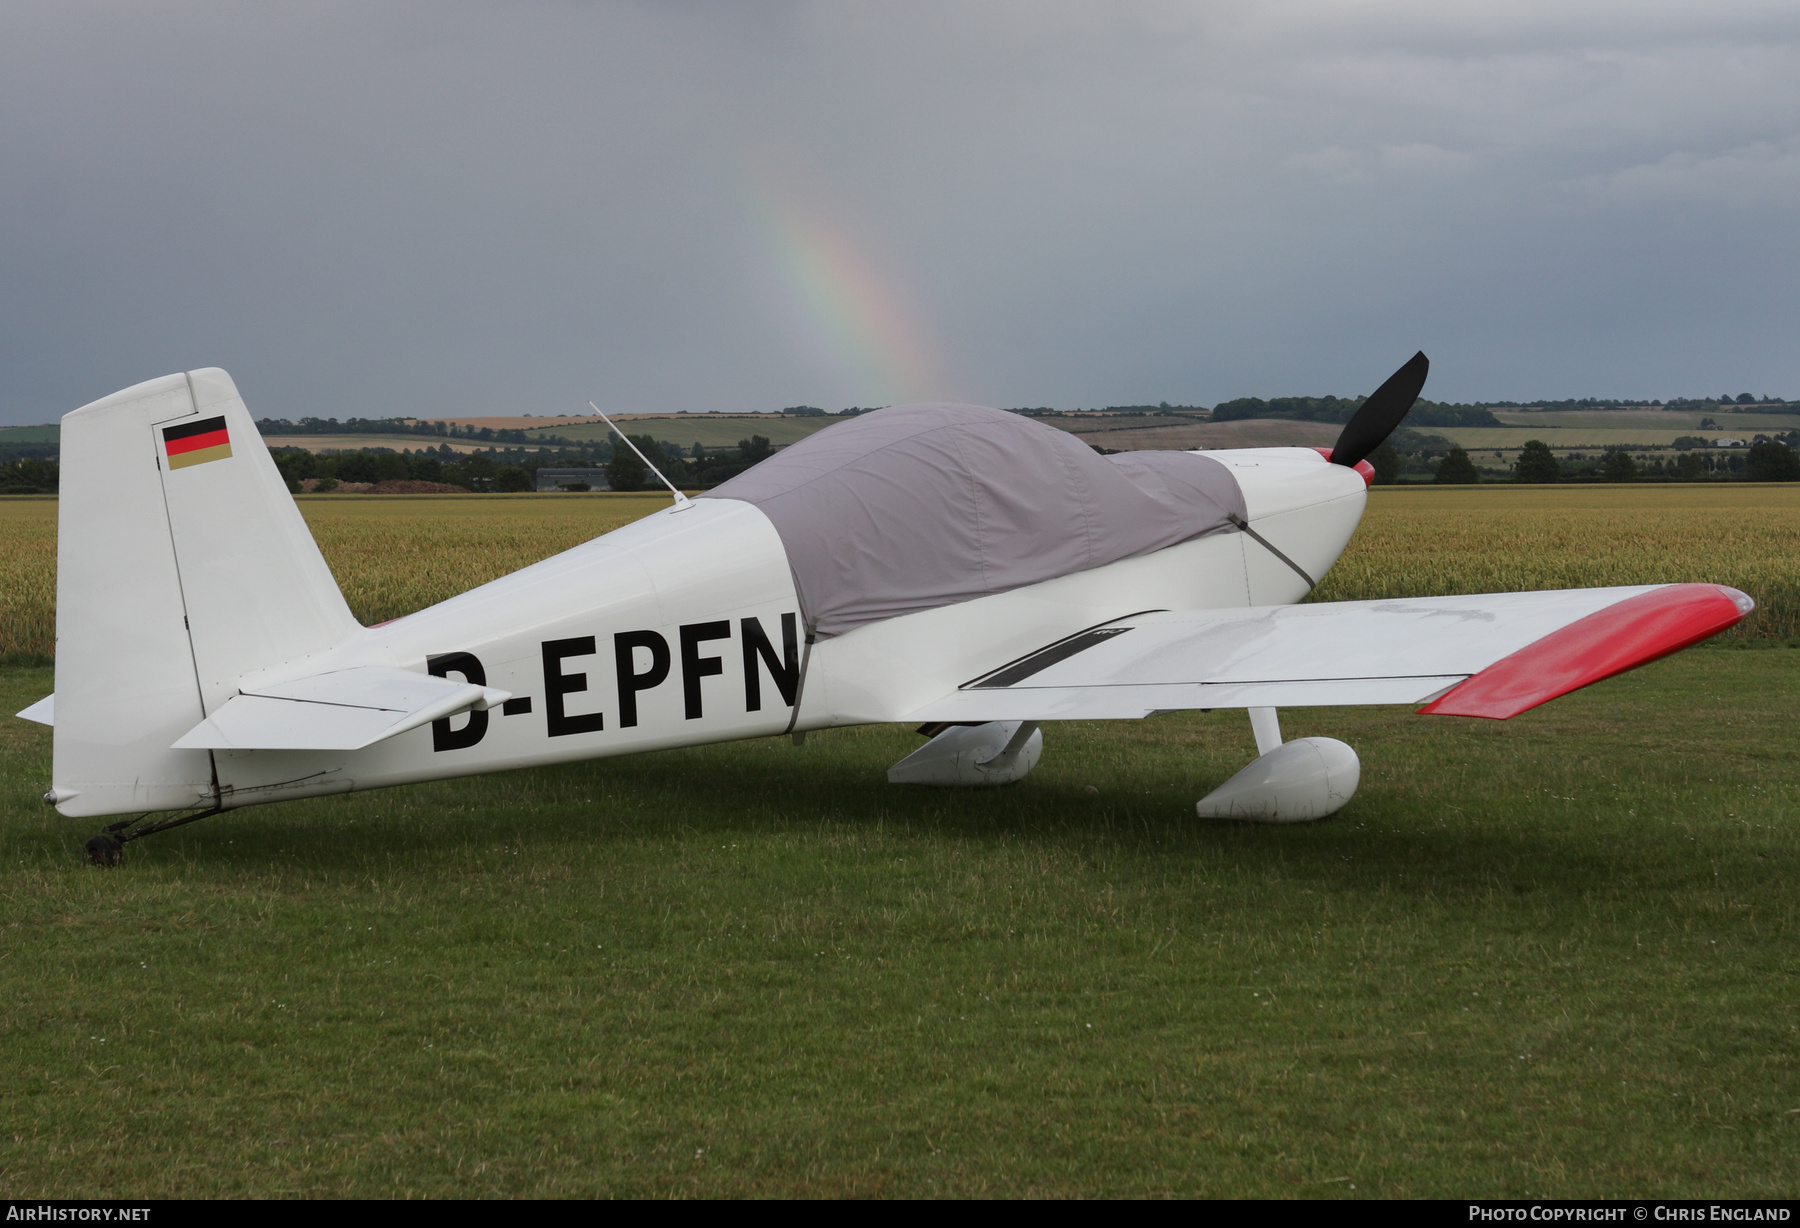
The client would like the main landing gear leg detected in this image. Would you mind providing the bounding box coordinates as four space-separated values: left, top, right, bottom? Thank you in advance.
85 806 224 867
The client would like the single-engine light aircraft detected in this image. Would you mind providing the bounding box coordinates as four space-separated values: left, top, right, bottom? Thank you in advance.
16 354 1752 864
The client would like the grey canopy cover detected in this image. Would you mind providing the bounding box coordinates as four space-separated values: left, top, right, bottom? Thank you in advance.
700 403 1246 638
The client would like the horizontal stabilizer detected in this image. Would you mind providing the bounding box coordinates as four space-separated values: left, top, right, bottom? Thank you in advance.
16 694 53 726
907 583 1752 723
172 666 511 751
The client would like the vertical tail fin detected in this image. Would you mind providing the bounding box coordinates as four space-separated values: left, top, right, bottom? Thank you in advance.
52 369 358 818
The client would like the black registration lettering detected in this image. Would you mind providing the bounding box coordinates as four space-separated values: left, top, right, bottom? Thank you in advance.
614 630 671 728
679 621 731 720
542 637 605 737
741 613 799 711
427 651 488 752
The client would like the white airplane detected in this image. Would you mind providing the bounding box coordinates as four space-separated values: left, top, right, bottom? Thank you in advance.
16 355 1751 865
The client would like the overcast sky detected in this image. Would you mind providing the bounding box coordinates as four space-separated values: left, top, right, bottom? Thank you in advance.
2 1 1797 424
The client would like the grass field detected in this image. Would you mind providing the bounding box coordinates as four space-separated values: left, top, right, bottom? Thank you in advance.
3 487 1798 1196
0 425 59 444
1405 409 1796 452
3 651 1798 1196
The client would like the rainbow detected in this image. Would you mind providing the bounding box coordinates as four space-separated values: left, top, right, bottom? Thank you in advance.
758 183 947 407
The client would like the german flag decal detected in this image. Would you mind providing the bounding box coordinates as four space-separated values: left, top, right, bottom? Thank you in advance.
162 416 232 470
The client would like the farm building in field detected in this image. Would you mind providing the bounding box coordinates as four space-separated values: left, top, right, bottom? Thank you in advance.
535 467 610 492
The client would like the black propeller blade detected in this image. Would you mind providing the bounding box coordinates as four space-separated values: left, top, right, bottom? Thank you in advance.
1330 350 1429 469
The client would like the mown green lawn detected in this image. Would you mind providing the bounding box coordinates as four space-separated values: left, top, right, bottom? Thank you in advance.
1 649 1796 1197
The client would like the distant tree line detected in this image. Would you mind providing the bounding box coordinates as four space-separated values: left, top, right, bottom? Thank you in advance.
254 416 561 445
1210 396 1504 428
1366 433 1800 486
1412 395 1794 411
1209 395 1363 424
1009 404 1209 417
13 393 1800 499
261 430 786 494
602 434 774 491
0 457 58 493
1212 394 1796 419
270 446 530 492
1099 402 1211 415
0 442 59 463
1674 394 1797 408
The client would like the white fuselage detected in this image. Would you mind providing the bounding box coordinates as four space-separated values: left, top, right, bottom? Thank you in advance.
194 448 1367 811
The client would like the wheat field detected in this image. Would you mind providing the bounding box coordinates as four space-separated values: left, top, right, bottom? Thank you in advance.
4 485 1799 661
291 492 672 627
0 493 670 661
1311 485 1800 643
0 498 54 663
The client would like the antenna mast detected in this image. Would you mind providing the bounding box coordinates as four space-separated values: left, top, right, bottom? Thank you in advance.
588 401 690 509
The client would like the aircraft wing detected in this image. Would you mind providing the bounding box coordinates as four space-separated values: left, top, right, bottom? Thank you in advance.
172 665 511 751
905 583 1751 723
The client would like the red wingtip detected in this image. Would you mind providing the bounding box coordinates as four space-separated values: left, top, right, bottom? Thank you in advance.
1313 447 1376 487
1419 583 1753 720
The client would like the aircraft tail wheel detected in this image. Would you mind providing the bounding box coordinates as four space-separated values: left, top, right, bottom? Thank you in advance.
80 805 225 864
1196 736 1360 823
85 834 123 868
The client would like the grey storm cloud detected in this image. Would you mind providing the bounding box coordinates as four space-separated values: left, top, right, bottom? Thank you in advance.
1 1 1797 425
